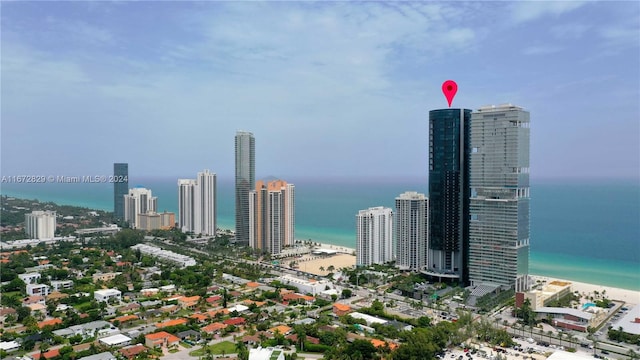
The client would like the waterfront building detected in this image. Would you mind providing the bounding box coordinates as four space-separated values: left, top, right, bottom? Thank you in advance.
137 211 176 231
177 170 217 236
395 192 429 272
426 108 472 284
356 206 393 266
25 210 56 239
235 131 255 246
178 179 196 233
123 187 157 229
249 179 295 255
469 104 531 291
113 163 128 220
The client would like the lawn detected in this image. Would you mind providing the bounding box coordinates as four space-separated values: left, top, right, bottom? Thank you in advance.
189 341 236 357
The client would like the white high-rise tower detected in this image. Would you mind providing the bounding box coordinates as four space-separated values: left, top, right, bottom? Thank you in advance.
178 170 217 236
356 206 393 266
395 192 429 272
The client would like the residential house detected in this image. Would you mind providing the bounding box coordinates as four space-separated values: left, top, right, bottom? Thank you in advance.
144 331 180 348
119 344 147 360
333 303 352 317
94 289 122 303
201 322 227 335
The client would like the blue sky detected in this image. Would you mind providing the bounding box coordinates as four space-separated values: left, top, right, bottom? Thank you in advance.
1 1 638 180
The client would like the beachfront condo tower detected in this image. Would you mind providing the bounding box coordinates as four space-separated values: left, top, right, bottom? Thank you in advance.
178 170 217 236
249 179 295 255
469 104 531 292
235 131 255 246
356 206 394 267
426 108 472 285
113 163 128 220
124 187 157 229
395 192 429 272
25 210 56 239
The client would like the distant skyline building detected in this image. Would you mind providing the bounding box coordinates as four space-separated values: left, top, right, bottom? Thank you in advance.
137 211 176 231
177 170 217 236
113 163 128 220
469 104 531 291
25 210 56 239
427 108 472 285
249 179 295 255
356 206 393 267
235 131 255 246
124 187 157 229
395 192 429 272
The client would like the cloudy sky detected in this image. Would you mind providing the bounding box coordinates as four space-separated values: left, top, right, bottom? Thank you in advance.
2 1 638 180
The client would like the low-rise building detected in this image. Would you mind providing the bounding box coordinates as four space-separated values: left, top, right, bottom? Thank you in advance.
77 351 117 360
0 340 20 353
333 303 352 316
249 347 285 360
50 280 74 292
93 272 121 283
99 334 132 348
18 272 41 284
26 283 50 296
276 274 331 296
516 280 573 310
145 331 180 348
94 289 122 303
534 307 600 332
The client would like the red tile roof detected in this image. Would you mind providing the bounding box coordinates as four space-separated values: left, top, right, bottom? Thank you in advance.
223 317 246 326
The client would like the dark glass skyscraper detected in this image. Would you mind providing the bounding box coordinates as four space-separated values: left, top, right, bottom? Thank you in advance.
235 131 255 246
113 163 128 220
426 108 471 285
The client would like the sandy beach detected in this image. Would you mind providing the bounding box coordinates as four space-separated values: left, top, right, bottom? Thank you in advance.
530 275 640 305
295 253 356 276
293 241 640 304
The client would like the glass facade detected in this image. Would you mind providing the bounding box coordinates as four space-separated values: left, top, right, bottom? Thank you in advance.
428 109 471 285
235 131 255 246
113 163 128 220
468 105 530 291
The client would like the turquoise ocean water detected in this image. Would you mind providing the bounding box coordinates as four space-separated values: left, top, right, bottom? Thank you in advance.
2 177 638 291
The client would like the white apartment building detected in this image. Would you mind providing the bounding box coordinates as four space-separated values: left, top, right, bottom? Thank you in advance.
25 211 56 239
130 244 196 268
178 170 217 236
26 283 51 296
395 192 429 272
94 289 122 303
356 207 393 266
123 187 157 228
19 272 41 284
50 280 74 292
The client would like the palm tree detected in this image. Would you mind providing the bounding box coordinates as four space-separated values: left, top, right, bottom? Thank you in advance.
547 330 553 344
327 265 335 273
319 266 325 272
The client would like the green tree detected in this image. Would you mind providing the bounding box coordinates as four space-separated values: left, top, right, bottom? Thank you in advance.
341 289 353 299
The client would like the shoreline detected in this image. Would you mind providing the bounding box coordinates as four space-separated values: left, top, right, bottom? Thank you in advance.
304 243 640 302
3 192 638 292
530 274 640 305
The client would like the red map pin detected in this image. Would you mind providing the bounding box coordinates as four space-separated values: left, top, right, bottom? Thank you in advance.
442 80 458 107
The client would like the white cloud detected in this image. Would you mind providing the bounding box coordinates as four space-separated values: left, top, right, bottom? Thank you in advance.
509 1 587 24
